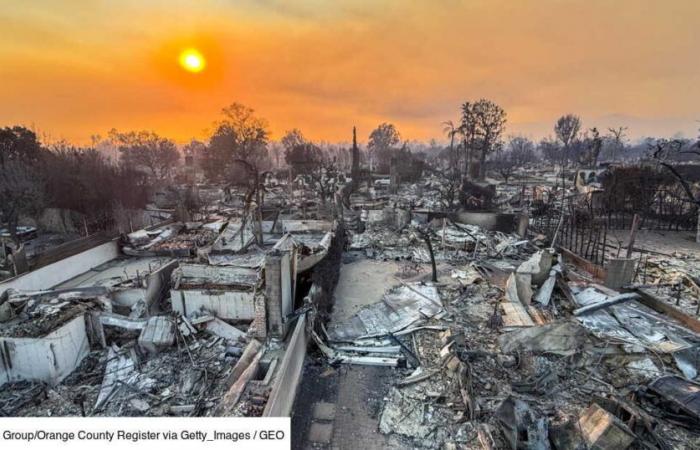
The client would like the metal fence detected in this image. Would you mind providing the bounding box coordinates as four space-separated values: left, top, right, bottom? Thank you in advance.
530 185 698 265
530 196 608 266
599 188 698 231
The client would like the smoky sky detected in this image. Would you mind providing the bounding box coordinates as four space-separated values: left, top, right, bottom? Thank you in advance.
1 0 699 144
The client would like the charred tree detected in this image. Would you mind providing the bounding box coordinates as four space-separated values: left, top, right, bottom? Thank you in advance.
351 126 360 191
415 226 438 282
650 140 700 242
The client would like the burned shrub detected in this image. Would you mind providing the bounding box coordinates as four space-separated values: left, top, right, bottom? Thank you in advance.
459 181 496 210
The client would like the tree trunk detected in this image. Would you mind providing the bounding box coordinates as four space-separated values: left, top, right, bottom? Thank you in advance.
463 142 471 183
561 148 567 191
8 216 20 246
255 175 264 245
478 149 487 181
423 235 438 282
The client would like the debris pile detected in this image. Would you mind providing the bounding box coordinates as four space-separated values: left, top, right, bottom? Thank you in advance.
1 314 258 417
314 213 700 448
1 180 338 419
124 222 223 257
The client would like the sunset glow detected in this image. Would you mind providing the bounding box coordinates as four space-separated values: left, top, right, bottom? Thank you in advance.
179 48 205 73
1 1 699 144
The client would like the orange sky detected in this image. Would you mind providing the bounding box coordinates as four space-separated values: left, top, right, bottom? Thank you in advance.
1 0 699 145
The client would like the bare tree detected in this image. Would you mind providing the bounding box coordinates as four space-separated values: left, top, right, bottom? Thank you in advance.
650 139 700 242
607 126 628 161
183 139 205 177
553 114 582 190
581 127 603 167
231 159 270 246
423 164 461 210
280 129 341 206
490 150 517 185
459 102 477 180
507 135 536 167
538 137 560 163
308 157 340 207
183 139 206 157
554 114 582 166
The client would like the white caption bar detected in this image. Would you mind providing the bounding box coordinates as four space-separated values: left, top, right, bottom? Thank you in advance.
0 417 290 450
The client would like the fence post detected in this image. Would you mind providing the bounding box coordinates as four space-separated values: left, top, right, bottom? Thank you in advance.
625 214 640 259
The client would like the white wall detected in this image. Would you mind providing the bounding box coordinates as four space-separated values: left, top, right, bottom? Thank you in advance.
0 240 120 293
171 289 256 320
0 315 90 386
263 313 308 417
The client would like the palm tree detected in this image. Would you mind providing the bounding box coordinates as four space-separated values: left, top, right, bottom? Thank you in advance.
442 120 459 172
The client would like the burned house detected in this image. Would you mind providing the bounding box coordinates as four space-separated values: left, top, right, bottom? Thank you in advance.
0 199 337 417
0 247 176 388
0 291 100 386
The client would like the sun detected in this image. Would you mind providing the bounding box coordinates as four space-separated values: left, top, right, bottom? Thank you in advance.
178 48 206 73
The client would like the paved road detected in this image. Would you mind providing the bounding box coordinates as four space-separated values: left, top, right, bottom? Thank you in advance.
292 257 408 449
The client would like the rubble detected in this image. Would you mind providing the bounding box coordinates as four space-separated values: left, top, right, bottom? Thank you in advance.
495 396 550 450
0 177 339 420
326 282 443 341
577 403 636 450
498 321 588 356
299 178 700 449
124 222 220 256
648 376 700 424
138 316 176 354
2 146 700 450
